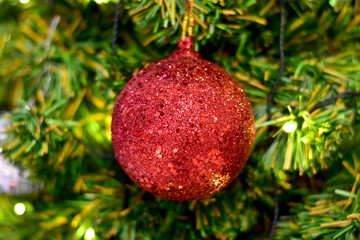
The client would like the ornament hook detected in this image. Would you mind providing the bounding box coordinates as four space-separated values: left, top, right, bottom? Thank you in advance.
182 0 195 38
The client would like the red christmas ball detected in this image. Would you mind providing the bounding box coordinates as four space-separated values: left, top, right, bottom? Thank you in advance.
112 37 255 201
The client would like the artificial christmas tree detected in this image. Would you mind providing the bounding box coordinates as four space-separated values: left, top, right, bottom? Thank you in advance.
1 0 359 239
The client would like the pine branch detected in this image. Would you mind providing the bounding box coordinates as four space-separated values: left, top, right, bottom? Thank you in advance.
267 0 285 122
268 1 286 238
112 0 122 54
76 137 116 161
310 91 360 113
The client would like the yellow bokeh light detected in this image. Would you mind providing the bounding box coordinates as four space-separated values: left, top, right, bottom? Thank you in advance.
14 203 26 215
19 0 30 4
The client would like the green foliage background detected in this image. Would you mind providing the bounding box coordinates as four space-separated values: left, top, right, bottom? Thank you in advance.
0 0 360 239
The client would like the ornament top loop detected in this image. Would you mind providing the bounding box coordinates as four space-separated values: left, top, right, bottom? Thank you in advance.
170 36 200 59
182 0 194 38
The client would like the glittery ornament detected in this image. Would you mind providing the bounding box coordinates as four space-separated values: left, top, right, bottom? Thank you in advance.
112 37 255 201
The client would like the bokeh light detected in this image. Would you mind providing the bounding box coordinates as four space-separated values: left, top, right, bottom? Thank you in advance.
84 228 95 240
14 203 26 215
94 0 110 4
283 121 297 133
19 0 30 4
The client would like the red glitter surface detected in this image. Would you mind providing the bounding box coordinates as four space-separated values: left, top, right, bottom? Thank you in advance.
112 37 255 201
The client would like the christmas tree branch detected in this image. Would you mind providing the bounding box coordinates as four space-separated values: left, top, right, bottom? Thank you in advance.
269 171 279 239
112 0 122 54
309 91 360 113
268 1 286 238
267 0 285 122
75 137 116 161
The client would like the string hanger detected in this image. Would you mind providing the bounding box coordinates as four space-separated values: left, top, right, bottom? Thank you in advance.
182 0 195 38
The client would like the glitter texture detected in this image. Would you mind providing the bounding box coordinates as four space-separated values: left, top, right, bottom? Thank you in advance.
112 37 255 201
